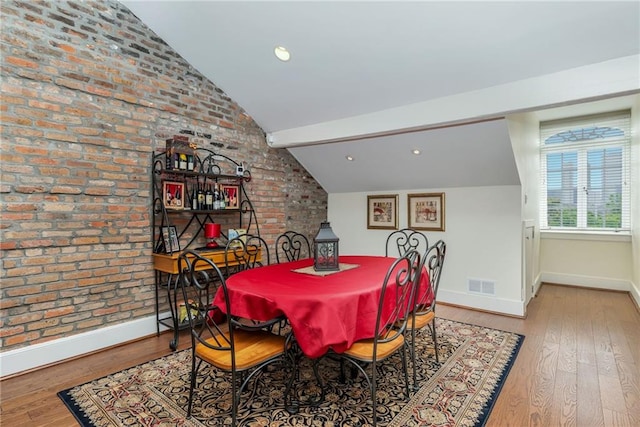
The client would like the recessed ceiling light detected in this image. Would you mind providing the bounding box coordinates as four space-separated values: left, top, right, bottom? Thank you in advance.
412 149 421 155
274 46 291 62
345 155 354 161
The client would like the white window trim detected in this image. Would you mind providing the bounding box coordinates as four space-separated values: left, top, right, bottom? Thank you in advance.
539 110 631 233
540 229 631 242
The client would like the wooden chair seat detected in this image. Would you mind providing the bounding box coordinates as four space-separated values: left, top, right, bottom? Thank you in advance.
406 310 434 330
343 333 405 361
196 330 287 371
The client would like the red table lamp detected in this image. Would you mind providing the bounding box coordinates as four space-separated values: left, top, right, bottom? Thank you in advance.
204 223 221 248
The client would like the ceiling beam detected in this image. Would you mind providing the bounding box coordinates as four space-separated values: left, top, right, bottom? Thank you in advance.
267 55 640 148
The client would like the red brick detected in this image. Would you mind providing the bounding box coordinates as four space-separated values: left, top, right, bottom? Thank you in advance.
44 307 75 318
4 331 40 346
5 56 38 68
0 325 25 338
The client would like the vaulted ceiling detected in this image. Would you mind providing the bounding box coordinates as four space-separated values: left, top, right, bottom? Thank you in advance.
122 1 640 193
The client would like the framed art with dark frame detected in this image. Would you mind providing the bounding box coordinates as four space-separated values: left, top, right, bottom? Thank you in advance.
161 226 180 253
220 184 240 210
162 181 185 210
408 192 445 231
367 194 398 230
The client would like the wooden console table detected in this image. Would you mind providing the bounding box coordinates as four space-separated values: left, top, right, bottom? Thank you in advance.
153 249 228 274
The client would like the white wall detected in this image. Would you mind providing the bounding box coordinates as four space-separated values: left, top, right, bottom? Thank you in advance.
328 185 525 316
507 113 543 299
540 236 633 291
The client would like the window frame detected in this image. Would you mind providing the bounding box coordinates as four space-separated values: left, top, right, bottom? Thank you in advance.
539 111 631 234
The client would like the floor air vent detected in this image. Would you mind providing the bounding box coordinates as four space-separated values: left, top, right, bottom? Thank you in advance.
468 278 496 295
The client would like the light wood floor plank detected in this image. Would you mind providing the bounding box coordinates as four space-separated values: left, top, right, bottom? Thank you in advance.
603 408 632 427
486 333 540 426
558 287 577 374
550 369 577 426
617 360 640 426
577 361 605 426
599 357 634 415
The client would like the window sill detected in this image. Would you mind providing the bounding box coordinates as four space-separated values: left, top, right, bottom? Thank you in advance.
540 229 631 242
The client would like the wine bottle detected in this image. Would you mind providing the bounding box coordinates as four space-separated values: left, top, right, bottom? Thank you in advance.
224 189 230 209
174 186 182 208
205 184 213 210
173 152 179 170
191 183 198 210
213 183 220 210
197 183 205 210
220 187 226 209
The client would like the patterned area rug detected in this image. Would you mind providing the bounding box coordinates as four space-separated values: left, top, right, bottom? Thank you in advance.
58 319 523 426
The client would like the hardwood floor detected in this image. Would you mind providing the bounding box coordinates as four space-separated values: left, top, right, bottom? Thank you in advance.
1 283 639 426
438 284 640 427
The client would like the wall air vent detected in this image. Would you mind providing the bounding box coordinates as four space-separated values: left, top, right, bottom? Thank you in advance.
468 278 496 295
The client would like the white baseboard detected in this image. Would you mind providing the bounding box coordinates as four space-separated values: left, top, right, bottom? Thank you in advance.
539 272 631 292
0 313 170 378
629 281 640 308
438 289 525 317
534 273 543 295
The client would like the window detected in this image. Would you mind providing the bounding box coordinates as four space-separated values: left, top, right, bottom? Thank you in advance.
540 111 630 232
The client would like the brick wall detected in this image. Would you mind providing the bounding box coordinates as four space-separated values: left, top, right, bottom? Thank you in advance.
0 0 327 352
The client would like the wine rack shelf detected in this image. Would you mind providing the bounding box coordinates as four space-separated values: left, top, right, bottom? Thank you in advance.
151 144 259 350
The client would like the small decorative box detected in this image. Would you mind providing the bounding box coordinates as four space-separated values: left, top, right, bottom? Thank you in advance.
165 136 196 171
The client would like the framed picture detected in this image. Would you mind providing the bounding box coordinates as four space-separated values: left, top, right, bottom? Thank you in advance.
227 228 246 248
367 194 398 230
161 226 180 253
163 181 185 210
408 192 445 231
220 184 240 209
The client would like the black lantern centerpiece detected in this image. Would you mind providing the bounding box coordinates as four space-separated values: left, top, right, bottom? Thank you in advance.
314 221 340 271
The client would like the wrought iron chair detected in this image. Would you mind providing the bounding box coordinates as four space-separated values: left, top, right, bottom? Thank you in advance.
275 231 311 263
336 249 422 427
273 231 312 334
406 240 446 390
224 233 286 332
385 228 429 257
177 250 294 425
224 233 270 277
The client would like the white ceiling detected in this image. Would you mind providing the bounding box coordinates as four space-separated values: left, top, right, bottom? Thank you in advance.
122 1 640 193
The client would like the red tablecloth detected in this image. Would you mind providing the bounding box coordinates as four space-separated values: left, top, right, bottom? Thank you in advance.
213 255 431 358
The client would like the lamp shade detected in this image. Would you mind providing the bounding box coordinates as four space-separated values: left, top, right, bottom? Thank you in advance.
204 222 221 239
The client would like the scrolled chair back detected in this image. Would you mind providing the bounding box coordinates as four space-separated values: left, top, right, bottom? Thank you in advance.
414 240 446 312
385 228 429 257
275 230 311 263
177 250 232 349
224 233 270 276
427 239 446 299
376 249 422 342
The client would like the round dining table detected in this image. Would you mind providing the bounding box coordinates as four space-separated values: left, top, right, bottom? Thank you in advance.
213 255 431 358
